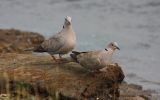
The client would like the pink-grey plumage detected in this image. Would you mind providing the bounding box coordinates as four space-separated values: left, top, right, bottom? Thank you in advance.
26 16 76 62
70 42 120 71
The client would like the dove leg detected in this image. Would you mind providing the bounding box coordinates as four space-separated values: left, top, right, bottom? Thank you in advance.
48 52 60 64
59 54 63 59
50 55 62 64
51 55 58 61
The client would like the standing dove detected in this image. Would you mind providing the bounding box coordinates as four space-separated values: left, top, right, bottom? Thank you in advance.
26 16 76 63
70 42 120 71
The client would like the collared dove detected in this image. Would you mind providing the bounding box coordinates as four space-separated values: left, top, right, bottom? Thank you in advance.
26 16 76 63
70 42 120 71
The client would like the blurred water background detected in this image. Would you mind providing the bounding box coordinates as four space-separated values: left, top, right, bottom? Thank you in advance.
0 0 160 92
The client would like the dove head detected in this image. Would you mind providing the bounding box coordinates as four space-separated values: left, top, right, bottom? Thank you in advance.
107 42 120 51
63 16 72 28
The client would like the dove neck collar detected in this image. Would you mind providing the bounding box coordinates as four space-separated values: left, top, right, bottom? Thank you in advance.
105 48 114 52
105 48 108 51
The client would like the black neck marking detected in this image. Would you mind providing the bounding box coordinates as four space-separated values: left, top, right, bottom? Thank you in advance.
105 48 108 51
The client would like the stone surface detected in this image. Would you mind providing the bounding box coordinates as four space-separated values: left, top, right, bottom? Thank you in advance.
0 29 44 53
0 53 126 99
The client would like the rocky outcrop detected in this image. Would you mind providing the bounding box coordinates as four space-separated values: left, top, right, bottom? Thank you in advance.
0 29 156 100
119 83 155 100
0 29 44 53
0 53 125 100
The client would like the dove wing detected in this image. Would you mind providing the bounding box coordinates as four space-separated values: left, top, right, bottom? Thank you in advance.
41 33 65 53
77 51 103 69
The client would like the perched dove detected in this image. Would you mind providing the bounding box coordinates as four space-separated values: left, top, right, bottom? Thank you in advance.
70 42 120 71
26 16 76 63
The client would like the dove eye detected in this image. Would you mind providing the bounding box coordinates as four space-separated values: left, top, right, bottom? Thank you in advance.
111 44 114 46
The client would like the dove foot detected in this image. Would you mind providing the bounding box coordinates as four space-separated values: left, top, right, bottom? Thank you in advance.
50 55 61 64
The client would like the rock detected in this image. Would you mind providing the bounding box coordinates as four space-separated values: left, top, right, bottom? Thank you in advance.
151 94 160 100
0 53 125 99
0 29 44 53
80 63 125 99
119 96 146 100
119 83 153 100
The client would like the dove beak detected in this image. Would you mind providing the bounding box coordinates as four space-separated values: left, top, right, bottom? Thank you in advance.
65 19 71 25
116 47 120 50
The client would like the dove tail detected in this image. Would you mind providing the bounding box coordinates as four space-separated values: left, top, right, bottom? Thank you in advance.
71 51 89 63
70 53 78 62
24 45 46 52
33 45 46 52
72 51 81 55
70 51 81 62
